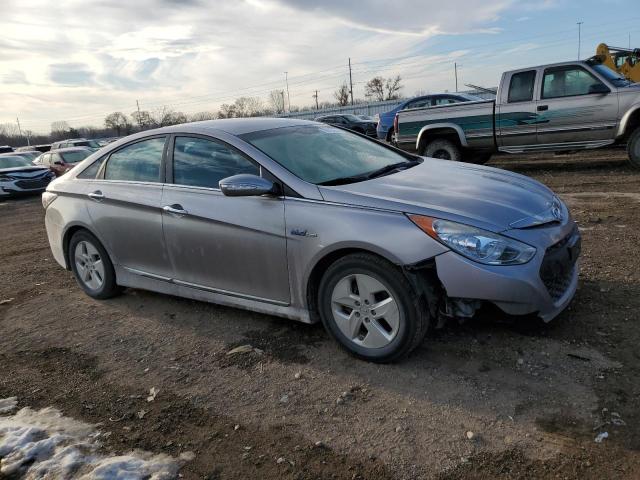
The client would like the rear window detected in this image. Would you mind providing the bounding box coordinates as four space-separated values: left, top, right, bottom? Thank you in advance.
508 70 536 103
61 150 91 164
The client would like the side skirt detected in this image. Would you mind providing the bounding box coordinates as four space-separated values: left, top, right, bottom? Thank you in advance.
115 266 313 324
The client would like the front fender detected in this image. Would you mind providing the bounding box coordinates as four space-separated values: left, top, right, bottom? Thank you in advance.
617 102 640 138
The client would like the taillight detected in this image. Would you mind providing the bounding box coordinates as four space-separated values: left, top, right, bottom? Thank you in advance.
393 114 399 135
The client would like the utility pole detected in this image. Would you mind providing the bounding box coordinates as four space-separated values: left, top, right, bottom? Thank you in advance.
280 90 286 115
136 100 142 129
348 58 354 106
16 117 29 145
577 21 583 59
312 90 319 110
284 72 291 113
454 63 458 92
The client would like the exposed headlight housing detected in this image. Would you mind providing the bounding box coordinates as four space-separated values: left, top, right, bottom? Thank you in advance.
408 215 536 265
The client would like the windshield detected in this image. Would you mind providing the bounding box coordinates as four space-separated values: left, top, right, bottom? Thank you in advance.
241 124 413 185
589 63 633 87
0 156 33 168
341 114 362 122
62 150 91 163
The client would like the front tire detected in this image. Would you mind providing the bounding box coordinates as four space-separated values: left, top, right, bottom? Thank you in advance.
423 139 461 161
627 127 640 169
318 253 429 363
69 230 121 299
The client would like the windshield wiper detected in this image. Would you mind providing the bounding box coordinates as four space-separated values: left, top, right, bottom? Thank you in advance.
318 160 420 186
364 159 420 180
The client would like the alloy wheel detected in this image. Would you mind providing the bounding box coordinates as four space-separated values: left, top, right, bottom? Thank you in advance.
74 240 105 290
330 273 400 349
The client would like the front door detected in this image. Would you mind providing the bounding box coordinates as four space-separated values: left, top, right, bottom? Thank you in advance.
536 64 619 145
84 136 172 279
161 135 290 304
497 69 540 149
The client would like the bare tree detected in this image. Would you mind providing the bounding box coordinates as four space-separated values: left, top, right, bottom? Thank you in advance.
151 108 187 127
189 111 217 122
218 97 265 118
51 121 70 134
269 90 286 114
131 110 155 129
365 76 385 101
334 82 350 106
104 112 131 136
385 75 403 100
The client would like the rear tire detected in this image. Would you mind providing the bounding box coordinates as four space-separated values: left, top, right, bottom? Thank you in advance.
318 253 429 363
69 230 122 299
627 127 640 169
423 139 461 161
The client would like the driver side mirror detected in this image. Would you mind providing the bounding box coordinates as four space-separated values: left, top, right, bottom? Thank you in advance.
219 174 278 197
54 161 64 166
588 83 610 94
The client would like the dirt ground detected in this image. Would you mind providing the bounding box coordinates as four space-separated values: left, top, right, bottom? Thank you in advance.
1 148 639 479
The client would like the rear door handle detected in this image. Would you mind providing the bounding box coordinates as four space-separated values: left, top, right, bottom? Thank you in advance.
162 204 188 216
537 105 548 111
88 191 104 201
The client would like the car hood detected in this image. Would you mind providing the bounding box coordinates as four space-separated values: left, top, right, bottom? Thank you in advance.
319 158 561 232
0 166 50 174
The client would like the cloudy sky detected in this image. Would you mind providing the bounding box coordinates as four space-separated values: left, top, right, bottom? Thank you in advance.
0 0 637 134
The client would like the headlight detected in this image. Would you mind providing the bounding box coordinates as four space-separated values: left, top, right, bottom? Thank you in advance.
408 215 536 265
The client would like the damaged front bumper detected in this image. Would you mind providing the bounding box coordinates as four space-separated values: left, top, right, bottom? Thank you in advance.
431 225 581 322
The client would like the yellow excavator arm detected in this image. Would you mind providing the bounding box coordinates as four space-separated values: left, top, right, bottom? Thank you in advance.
594 43 640 83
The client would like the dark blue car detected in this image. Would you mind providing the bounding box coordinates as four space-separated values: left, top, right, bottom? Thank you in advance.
376 93 482 141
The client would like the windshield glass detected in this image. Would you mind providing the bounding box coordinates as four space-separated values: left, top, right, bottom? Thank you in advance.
341 114 361 122
241 124 412 185
589 63 633 87
62 150 91 163
0 156 33 168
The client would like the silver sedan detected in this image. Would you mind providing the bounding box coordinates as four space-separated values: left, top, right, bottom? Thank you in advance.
43 118 580 362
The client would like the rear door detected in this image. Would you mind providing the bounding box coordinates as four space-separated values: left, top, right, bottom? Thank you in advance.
161 134 290 304
497 69 540 148
536 64 619 145
84 135 172 279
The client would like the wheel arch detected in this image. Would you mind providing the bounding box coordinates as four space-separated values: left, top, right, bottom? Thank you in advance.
61 222 109 271
617 104 640 140
304 245 404 322
416 124 467 154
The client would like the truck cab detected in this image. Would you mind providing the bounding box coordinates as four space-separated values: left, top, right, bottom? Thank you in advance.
395 60 640 168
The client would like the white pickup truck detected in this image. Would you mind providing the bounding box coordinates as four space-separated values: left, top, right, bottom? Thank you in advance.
394 60 640 168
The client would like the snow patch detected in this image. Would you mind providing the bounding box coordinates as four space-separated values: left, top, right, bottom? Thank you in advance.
0 399 182 479
0 397 18 414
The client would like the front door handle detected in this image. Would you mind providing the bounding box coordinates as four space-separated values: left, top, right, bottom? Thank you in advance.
88 191 104 201
537 105 548 111
162 204 188 216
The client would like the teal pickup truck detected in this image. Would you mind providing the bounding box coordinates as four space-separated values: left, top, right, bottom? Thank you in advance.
394 60 640 168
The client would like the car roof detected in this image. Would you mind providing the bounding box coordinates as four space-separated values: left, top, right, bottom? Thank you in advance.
53 146 93 153
155 117 316 136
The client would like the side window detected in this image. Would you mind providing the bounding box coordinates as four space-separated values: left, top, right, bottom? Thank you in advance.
508 70 536 103
433 97 457 106
542 66 604 99
173 136 259 189
104 137 165 182
77 156 106 179
404 98 429 109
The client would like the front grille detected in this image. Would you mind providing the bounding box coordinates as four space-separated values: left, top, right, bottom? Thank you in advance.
15 176 50 189
540 226 580 302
